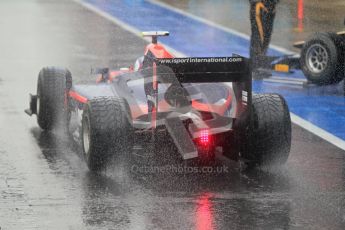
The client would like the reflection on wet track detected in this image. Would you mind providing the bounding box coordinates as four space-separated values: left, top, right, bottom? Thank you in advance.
0 0 344 229
10 126 345 229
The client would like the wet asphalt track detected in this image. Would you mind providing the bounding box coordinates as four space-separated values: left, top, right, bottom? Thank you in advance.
0 1 345 229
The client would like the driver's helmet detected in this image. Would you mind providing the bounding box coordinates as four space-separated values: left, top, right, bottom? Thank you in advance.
134 56 144 71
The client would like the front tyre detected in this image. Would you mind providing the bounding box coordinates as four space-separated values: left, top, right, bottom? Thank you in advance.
81 96 133 172
36 67 72 130
242 94 291 167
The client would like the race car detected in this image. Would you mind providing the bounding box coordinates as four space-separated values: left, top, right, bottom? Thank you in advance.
25 31 291 171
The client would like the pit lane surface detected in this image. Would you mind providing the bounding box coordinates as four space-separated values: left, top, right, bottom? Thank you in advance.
0 1 345 229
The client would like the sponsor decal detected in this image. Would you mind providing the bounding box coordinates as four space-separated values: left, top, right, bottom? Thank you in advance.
157 57 244 64
242 90 248 105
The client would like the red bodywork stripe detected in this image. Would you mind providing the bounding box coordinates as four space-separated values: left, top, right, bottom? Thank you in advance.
153 62 158 90
151 105 157 128
69 91 88 104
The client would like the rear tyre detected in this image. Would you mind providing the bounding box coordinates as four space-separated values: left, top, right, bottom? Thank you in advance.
300 32 343 85
241 94 291 167
81 96 133 172
36 67 72 130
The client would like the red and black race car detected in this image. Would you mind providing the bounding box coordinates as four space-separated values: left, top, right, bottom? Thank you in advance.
25 31 291 171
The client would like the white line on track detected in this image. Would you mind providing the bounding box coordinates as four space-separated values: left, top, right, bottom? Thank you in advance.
72 0 345 151
290 114 345 150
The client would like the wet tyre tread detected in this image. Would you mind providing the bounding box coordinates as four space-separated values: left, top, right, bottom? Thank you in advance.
37 67 72 130
242 93 291 166
83 96 133 171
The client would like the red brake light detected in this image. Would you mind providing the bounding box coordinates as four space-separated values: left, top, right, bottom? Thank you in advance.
198 129 210 146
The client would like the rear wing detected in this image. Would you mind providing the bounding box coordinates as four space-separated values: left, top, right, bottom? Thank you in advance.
114 56 252 130
154 57 251 83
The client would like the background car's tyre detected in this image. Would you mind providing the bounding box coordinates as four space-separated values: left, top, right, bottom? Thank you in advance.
36 67 72 130
300 32 343 85
81 96 133 172
241 94 291 167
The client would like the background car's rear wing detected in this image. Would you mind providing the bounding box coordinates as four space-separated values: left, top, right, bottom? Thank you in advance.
154 57 251 83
